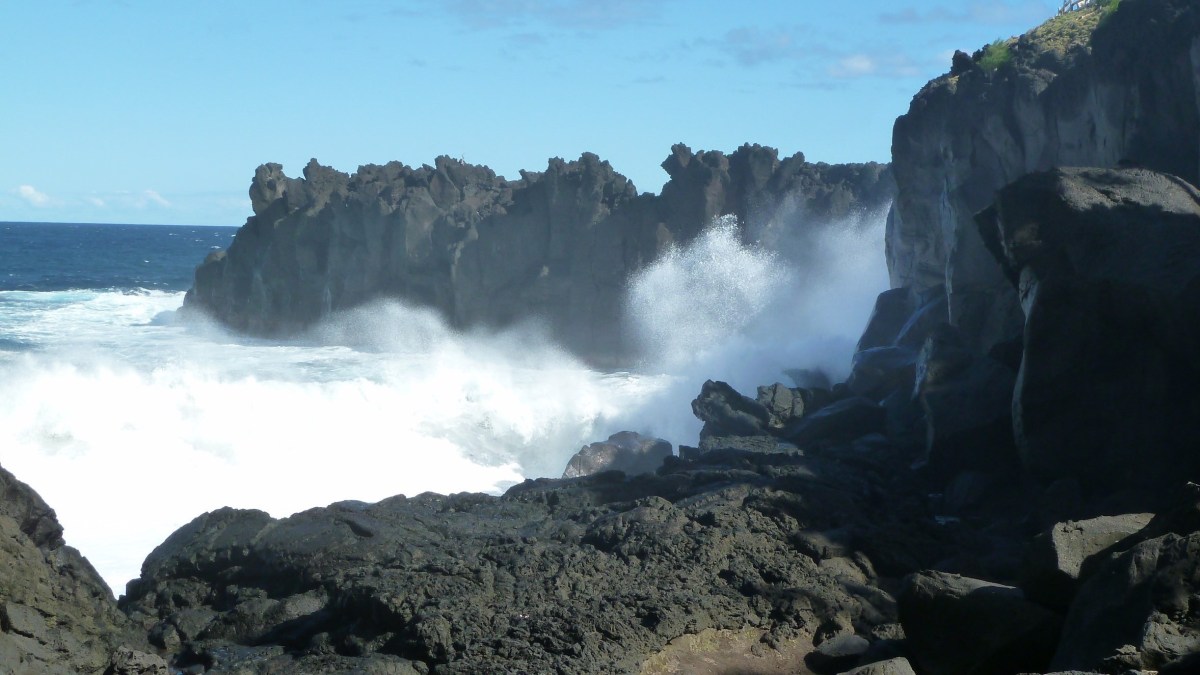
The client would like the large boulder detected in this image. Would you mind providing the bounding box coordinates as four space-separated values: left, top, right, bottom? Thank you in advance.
562 431 673 478
898 570 1061 675
1022 513 1154 612
1051 531 1200 672
888 0 1200 351
0 465 150 674
976 167 1200 502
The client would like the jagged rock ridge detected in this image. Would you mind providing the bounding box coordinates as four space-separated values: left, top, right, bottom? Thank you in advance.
184 145 893 363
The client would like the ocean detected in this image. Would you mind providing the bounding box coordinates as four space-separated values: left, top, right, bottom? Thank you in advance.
0 216 888 596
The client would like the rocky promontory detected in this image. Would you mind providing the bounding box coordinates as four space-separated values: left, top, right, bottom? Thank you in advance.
7 1 1200 673
888 0 1200 351
183 145 893 363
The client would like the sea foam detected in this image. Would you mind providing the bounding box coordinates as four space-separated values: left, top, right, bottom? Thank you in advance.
0 207 888 594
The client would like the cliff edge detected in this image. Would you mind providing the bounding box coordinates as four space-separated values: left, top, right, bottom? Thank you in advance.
888 0 1200 350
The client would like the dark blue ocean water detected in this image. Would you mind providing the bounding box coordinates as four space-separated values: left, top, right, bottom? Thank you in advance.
0 221 238 292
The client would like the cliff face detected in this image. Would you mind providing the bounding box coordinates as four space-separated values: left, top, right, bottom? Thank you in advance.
888 0 1200 349
184 145 893 363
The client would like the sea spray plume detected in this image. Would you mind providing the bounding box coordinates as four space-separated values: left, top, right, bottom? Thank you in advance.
617 208 890 446
627 215 785 369
0 289 661 592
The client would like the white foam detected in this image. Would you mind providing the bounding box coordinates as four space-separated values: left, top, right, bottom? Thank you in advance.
617 209 890 445
0 207 887 596
0 291 658 594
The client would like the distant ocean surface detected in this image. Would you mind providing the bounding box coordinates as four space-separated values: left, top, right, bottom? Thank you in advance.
0 216 888 596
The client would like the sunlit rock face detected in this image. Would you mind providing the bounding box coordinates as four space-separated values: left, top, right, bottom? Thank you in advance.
184 145 893 365
887 0 1200 351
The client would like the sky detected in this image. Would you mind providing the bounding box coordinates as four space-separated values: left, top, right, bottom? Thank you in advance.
1 0 1063 226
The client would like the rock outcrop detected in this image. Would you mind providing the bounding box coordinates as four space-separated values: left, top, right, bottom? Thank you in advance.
0 465 156 674
118 442 942 674
888 0 1200 350
184 145 893 364
976 166 1200 505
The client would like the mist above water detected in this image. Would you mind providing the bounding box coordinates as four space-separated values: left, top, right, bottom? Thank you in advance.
618 208 890 445
0 206 888 594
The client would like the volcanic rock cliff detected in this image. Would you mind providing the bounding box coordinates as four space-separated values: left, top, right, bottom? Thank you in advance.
887 0 1200 350
9 1 1200 673
183 145 893 363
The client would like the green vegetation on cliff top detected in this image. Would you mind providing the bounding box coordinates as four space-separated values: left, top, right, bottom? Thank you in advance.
1026 0 1119 56
979 39 1015 72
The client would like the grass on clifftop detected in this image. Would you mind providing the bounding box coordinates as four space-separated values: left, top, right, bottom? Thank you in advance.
1026 2 1110 56
979 39 1014 71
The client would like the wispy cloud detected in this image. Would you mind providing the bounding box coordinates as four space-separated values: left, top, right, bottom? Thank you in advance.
828 51 923 79
718 26 815 66
443 0 670 31
142 190 171 208
830 54 877 78
881 1 1049 26
15 185 51 207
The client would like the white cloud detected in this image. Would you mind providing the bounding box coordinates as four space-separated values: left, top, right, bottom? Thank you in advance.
15 184 51 207
87 196 107 207
142 190 171 208
830 54 877 77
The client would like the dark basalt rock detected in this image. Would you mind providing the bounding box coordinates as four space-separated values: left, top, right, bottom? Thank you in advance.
976 166 1200 503
888 0 1200 351
0 465 151 674
184 145 893 364
1051 531 1200 672
783 396 886 447
562 431 673 479
913 323 1017 483
118 444 947 674
1022 513 1154 612
898 570 1062 675
692 379 771 440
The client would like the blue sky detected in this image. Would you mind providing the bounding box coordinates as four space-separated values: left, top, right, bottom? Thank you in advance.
2 0 1060 226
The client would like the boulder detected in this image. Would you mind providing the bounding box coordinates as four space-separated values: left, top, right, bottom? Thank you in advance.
691 379 770 439
0 465 149 674
846 346 918 402
840 657 917 675
856 288 916 352
976 167 1200 502
756 382 828 430
913 323 1017 483
898 570 1061 675
1022 513 1154 611
804 632 869 673
784 396 886 447
1052 531 1200 672
562 431 673 478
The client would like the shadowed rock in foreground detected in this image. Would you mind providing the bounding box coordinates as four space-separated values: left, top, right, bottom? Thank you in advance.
0 466 160 674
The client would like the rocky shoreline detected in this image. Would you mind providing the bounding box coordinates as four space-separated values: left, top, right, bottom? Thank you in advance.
5 0 1200 673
